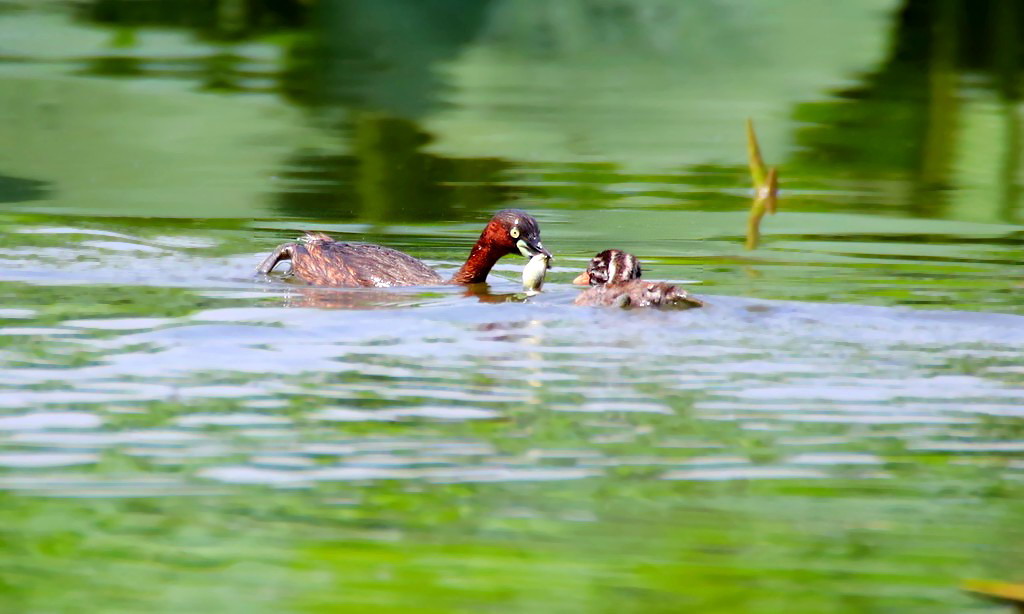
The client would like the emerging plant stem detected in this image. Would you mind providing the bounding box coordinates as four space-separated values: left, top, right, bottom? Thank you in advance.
745 119 780 250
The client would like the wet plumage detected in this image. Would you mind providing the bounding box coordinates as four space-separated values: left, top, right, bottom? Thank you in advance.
257 210 550 287
573 249 703 309
286 236 443 287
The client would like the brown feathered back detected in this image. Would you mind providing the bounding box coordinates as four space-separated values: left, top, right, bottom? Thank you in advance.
290 236 444 287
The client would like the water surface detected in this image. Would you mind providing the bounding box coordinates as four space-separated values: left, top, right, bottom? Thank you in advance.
2 1 1024 612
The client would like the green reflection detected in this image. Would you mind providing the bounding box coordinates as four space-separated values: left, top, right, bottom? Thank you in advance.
274 113 510 222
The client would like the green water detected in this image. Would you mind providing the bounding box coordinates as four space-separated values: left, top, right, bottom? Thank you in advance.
2 1 1024 612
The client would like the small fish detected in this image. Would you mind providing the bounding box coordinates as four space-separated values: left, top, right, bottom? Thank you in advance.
522 253 550 294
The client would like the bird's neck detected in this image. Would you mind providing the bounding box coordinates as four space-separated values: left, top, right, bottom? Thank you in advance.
450 241 506 285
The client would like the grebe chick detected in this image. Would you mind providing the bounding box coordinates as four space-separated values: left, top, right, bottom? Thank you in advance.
257 209 550 287
572 249 703 309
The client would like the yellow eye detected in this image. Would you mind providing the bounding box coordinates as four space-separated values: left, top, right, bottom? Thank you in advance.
510 227 520 239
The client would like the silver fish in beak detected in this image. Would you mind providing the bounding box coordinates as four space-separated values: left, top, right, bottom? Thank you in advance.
522 253 551 294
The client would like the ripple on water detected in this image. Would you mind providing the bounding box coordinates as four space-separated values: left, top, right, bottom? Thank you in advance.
662 466 830 481
300 440 496 457
0 452 98 468
63 317 175 330
0 411 103 430
311 406 501 421
908 440 1024 453
0 308 37 319
0 327 82 337
80 240 169 254
197 464 599 487
174 413 292 427
0 244 1023 502
9 429 206 448
0 474 223 497
551 400 673 414
16 226 140 239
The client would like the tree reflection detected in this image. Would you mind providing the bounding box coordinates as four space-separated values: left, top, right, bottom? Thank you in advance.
274 114 509 222
274 0 503 222
76 0 307 40
283 0 494 113
793 0 1024 223
68 0 1024 223
75 0 506 224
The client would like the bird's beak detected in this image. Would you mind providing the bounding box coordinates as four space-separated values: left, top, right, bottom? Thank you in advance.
572 271 591 286
517 238 552 260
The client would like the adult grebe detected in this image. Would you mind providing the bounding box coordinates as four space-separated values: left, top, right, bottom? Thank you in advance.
257 209 551 287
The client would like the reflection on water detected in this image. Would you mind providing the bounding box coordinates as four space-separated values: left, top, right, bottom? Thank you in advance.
793 0 1024 224
2 0 1024 612
276 114 511 222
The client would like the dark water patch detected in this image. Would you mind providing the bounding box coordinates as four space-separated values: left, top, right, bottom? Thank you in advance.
272 116 512 222
0 174 51 203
